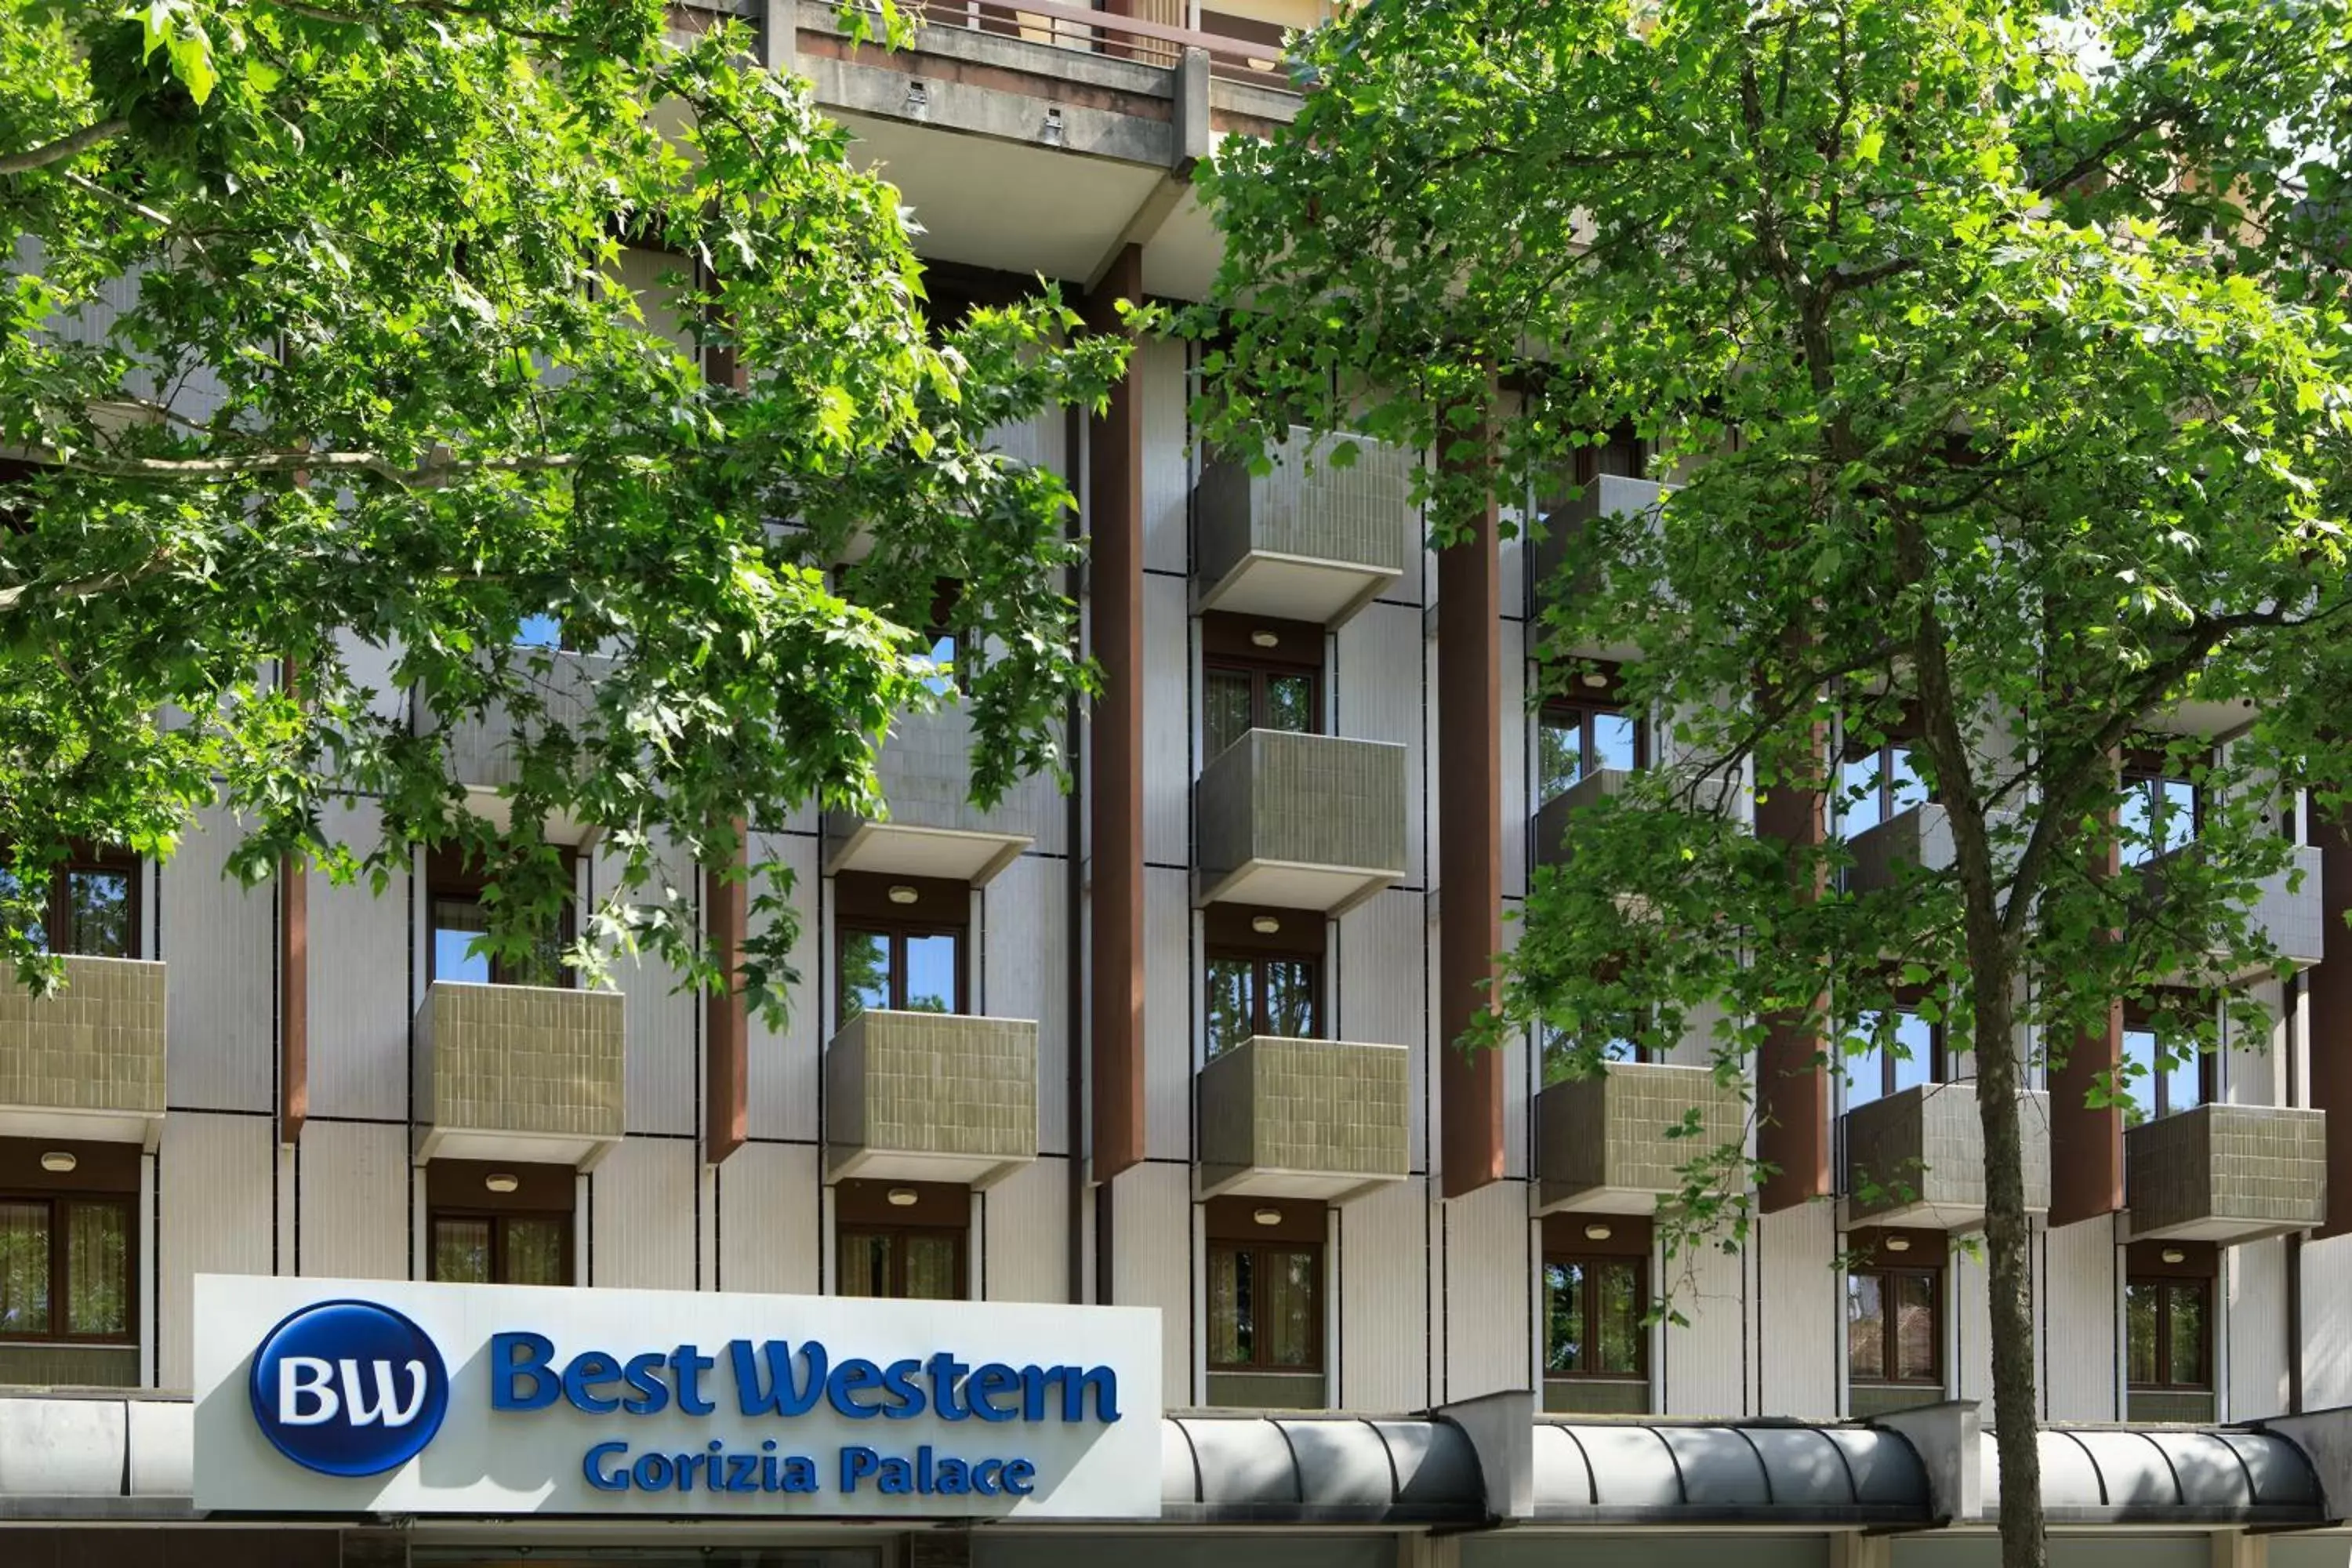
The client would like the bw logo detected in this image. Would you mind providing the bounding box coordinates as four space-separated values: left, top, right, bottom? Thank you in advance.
247 1300 450 1477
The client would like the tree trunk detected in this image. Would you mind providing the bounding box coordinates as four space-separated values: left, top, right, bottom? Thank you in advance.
1969 926 2045 1568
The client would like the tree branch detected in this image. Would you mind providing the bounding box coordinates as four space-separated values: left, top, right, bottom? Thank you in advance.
0 119 129 177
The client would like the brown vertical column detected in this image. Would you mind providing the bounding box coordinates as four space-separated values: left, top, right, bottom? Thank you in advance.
1087 244 1147 1183
1754 779 1829 1210
705 822 749 1167
2309 810 2352 1237
2050 800 2125 1224
1436 407 1504 1200
280 853 308 1145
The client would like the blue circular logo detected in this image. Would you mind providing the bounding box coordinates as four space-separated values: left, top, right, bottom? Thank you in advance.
246 1299 449 1477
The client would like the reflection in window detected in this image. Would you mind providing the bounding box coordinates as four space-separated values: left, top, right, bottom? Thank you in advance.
1208 1242 1320 1372
1544 1257 1644 1377
0 1196 133 1341
1537 705 1639 805
2 853 141 958
1204 953 1319 1055
1848 1265 1940 1386
837 1227 964 1300
2121 1021 2206 1126
1840 742 1926 837
430 1213 570 1287
2126 1277 2209 1389
2119 772 2199 866
837 925 963 1020
1843 1007 1939 1108
1204 663 1319 760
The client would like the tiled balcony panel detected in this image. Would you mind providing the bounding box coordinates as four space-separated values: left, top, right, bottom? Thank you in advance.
825 1009 1039 1187
1194 729 1408 913
0 956 166 1147
1534 1061 1744 1215
823 706 1034 887
2125 1102 2325 1243
1195 427 1410 627
1529 475 1665 610
1842 1083 2050 1229
2140 842 2326 980
1197 1035 1409 1201
412 981 624 1168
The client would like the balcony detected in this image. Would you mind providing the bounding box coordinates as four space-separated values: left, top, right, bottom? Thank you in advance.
823 706 1034 887
412 981 624 1168
1530 766 1741 873
824 1009 1038 1188
2139 841 2326 981
1529 475 1665 610
2125 1103 2325 1243
0 956 165 1147
1194 428 1410 628
1194 729 1408 914
423 650 612 843
1534 1062 1744 1214
1842 1083 2050 1229
1197 1035 1410 1201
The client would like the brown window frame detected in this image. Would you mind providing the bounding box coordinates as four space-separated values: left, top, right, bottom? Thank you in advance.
834 872 971 1025
1203 903 1323 1056
1201 612 1323 763
424 844 579 989
2121 996 2215 1123
0 1140 141 1347
2125 1241 2215 1392
3 844 143 959
1846 1228 1946 1389
833 1179 969 1301
425 1160 575 1287
1541 1214 1650 1384
1535 661 1645 804
1845 992 1947 1105
1205 1196 1326 1376
2121 746 2208 861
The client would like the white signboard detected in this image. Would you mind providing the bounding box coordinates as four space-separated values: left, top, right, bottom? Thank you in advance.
193 1275 1163 1519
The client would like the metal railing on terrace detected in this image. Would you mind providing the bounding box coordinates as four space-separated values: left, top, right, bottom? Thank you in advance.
916 0 1296 85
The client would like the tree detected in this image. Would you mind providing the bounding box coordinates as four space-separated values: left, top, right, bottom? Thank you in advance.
1189 2 2352 1565
0 0 1125 1009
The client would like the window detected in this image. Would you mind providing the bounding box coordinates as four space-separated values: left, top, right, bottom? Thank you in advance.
2125 1243 2214 1417
427 1160 573 1287
1202 613 1320 762
2120 999 2211 1125
0 1140 140 1381
1541 1213 1650 1413
1207 1198 1323 1392
1203 904 1322 1057
1842 1002 1942 1109
2120 750 2203 866
1846 1230 1944 1404
0 847 141 958
426 844 576 988
1537 690 1641 807
836 873 967 1024
1840 734 1928 837
834 1180 967 1301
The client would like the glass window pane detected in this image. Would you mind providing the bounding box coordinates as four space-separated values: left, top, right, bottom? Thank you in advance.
516 613 563 649
1263 1247 1318 1368
2168 1282 2207 1386
1893 1272 1938 1381
65 1202 127 1334
65 868 132 958
922 631 956 699
2125 1280 2159 1383
903 1233 962 1301
0 1201 52 1335
0 866 45 953
1591 710 1639 773
1264 958 1317 1039
2165 1040 2205 1116
1887 745 1928 817
1846 1273 1886 1380
2119 779 2156 868
432 898 493 985
502 1218 568 1287
837 1232 891 1298
1206 957 1255 1058
1594 1261 1642 1374
2121 1027 2159 1126
1841 753 1886 837
902 932 959 1014
1209 1247 1250 1366
433 1218 492 1285
2157 779 2198 855
1846 1014 1888 1108
1204 670 1255 760
1891 1011 1935 1094
1537 718 1583 804
840 930 892 1021
1263 673 1316 735
1543 1261 1584 1373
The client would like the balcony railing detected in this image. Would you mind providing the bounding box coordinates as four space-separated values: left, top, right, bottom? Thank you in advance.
2125 1102 2325 1243
1195 427 1410 627
0 956 166 1148
1529 475 1665 610
825 1009 1039 1187
412 980 625 1168
1534 1061 1744 1214
1842 1083 2049 1229
1530 765 1741 873
915 0 1294 85
2139 841 2326 981
1197 1035 1409 1202
822 705 1036 887
1194 729 1408 913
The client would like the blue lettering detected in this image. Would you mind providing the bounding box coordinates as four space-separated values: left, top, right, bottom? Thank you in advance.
491 1332 559 1411
1020 1365 1056 1421
880 1357 926 1419
1069 1366 1120 1422
840 1445 881 1492
827 1357 886 1419
621 1351 669 1415
563 1350 622 1414
932 1451 971 1494
633 1451 674 1490
1002 1457 1036 1496
730 1338 828 1417
877 1454 914 1494
584 1440 630 1491
970 1363 1022 1421
782 1454 820 1493
972 1457 1003 1495
927 1352 971 1420
671 1345 717 1416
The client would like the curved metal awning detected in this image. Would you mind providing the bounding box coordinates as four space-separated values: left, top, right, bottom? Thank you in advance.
1530 1421 1930 1525
1160 1414 1484 1526
1987 1428 2322 1526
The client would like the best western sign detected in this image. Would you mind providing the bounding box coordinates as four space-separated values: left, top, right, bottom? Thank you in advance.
193 1276 1163 1518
